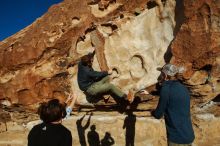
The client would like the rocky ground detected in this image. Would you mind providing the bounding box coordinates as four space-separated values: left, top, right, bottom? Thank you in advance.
0 95 220 146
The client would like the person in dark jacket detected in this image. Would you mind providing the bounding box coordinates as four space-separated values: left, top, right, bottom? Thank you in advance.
77 52 134 103
151 63 195 146
28 99 72 146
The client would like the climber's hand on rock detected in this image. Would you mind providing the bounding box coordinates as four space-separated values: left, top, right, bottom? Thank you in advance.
108 69 113 75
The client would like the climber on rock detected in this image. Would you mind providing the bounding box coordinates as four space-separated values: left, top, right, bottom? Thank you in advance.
77 52 135 106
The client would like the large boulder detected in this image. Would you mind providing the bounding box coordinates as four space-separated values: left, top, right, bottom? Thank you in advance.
0 0 219 108
0 0 176 106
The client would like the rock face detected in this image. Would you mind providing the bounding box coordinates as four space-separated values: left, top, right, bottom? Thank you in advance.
0 0 219 108
171 0 220 104
0 0 176 106
0 1 220 146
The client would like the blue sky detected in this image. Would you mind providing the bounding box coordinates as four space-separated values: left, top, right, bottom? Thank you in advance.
0 0 63 41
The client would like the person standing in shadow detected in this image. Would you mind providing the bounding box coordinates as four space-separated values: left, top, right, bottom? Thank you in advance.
87 125 100 146
101 132 115 146
76 112 92 146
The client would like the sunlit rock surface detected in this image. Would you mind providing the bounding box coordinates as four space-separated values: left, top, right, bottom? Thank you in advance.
0 0 220 145
171 0 220 105
0 112 220 146
0 0 176 106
